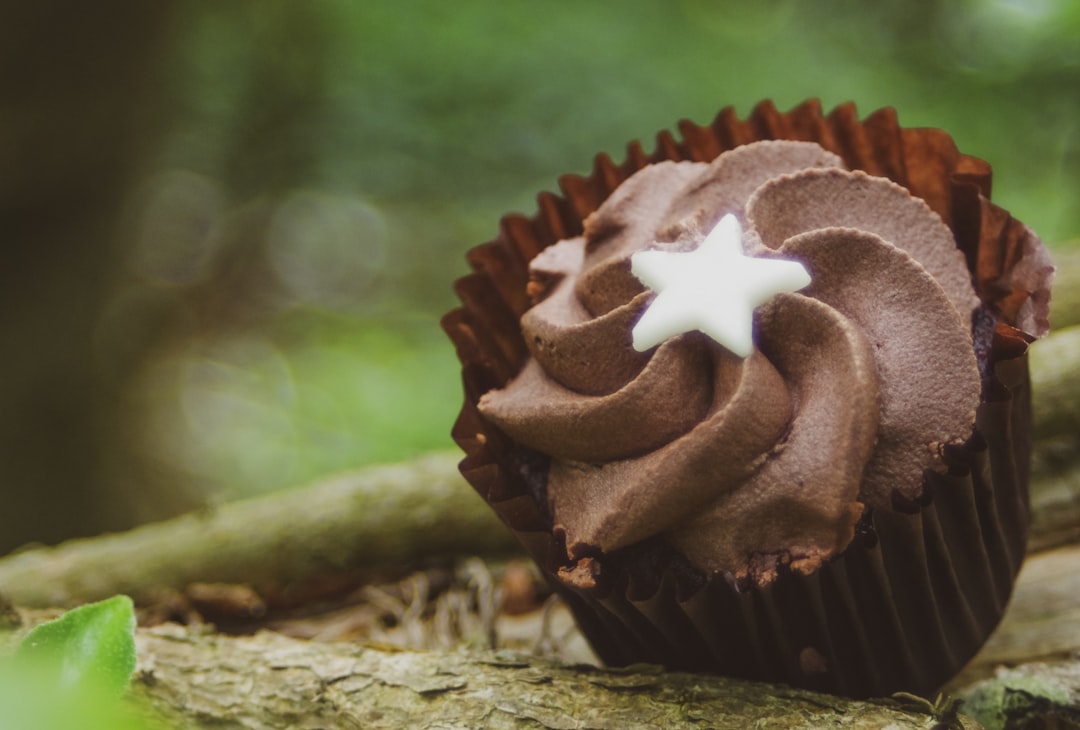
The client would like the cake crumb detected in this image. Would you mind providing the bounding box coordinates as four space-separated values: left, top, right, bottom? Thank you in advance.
557 558 600 590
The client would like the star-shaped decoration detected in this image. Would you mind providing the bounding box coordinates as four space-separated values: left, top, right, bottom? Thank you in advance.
629 213 812 357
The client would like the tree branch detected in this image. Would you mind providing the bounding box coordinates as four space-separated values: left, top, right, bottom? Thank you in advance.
1049 249 1080 330
1 445 1076 611
0 255 1076 610
0 453 515 608
1031 324 1080 449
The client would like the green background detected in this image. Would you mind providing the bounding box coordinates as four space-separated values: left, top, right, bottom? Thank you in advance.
2 0 1078 551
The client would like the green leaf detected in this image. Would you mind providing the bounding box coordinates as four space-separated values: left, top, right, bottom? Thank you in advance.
0 663 152 730
15 594 137 697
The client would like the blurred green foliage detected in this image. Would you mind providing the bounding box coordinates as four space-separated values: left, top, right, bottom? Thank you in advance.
162 0 1080 302
1 0 1077 551
76 1 1080 500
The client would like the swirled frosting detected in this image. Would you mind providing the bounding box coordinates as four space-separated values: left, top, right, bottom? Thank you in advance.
479 140 983 584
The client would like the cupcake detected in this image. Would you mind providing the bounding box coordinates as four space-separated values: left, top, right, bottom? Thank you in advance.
443 99 1054 697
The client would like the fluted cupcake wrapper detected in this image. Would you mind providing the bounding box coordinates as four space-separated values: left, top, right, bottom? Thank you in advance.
443 99 1044 697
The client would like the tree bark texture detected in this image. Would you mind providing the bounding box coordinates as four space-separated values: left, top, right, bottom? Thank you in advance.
962 658 1080 730
119 538 1080 729
129 623 979 730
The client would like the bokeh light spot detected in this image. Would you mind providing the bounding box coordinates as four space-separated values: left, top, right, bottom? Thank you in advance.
266 190 387 311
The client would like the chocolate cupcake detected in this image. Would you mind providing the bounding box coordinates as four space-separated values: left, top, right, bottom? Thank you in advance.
443 99 1054 697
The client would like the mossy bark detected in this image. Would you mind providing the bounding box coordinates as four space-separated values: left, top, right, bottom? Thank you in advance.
961 659 1080 730
128 623 979 729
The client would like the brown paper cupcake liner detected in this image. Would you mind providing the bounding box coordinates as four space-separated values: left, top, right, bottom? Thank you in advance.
443 99 1044 697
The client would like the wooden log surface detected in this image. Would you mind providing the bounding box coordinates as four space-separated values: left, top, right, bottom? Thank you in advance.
961 658 1080 730
128 623 979 730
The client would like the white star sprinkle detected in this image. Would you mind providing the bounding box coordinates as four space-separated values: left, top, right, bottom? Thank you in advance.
629 214 812 357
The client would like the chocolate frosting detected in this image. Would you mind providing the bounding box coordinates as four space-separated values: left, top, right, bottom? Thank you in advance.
478 140 988 584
